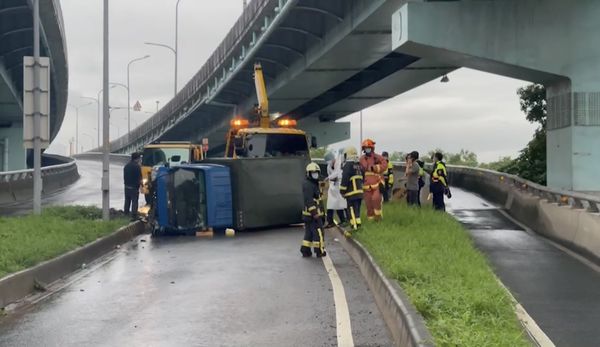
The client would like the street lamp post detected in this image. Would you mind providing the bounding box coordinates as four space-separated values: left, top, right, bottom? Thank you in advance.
68 102 93 155
102 0 109 221
127 55 150 136
175 0 182 94
144 42 176 96
82 84 116 148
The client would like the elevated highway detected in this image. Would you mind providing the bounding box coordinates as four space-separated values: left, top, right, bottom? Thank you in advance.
108 0 454 156
0 0 69 171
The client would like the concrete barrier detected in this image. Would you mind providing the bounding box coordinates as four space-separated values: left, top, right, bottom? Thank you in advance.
334 227 434 347
436 165 600 263
0 154 79 205
73 152 131 165
0 221 145 309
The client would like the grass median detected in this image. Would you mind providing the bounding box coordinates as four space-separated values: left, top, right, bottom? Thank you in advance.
0 206 128 279
354 202 530 346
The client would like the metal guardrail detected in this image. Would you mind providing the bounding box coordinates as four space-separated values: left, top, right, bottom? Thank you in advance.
0 155 79 205
106 0 278 153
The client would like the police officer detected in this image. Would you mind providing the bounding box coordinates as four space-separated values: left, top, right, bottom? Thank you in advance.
380 151 394 203
300 162 327 257
430 152 451 211
340 147 364 230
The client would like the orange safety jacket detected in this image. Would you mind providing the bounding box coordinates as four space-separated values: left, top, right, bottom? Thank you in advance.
359 153 388 191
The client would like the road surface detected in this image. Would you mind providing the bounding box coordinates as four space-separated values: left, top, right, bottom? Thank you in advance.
448 188 600 347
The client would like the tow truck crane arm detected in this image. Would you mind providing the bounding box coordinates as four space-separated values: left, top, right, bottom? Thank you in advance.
254 63 270 128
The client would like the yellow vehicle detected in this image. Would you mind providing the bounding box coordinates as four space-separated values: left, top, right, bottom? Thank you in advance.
141 141 204 201
224 63 314 158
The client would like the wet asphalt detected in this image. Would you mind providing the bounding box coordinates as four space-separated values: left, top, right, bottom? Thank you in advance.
0 159 135 216
0 229 391 347
448 188 600 347
0 159 391 347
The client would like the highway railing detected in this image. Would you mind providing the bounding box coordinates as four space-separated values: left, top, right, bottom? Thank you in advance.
73 152 131 165
445 165 600 213
105 0 278 153
0 155 79 205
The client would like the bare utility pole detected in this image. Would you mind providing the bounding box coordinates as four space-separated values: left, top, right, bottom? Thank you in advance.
102 0 110 220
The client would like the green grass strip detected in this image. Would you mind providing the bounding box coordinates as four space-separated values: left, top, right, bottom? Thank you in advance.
0 206 128 279
355 203 531 346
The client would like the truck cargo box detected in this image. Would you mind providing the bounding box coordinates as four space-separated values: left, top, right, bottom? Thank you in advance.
203 157 308 230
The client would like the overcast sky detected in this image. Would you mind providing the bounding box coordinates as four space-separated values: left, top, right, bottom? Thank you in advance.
49 0 534 163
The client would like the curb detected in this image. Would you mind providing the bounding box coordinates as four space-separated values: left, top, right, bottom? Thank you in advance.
334 226 434 347
0 221 145 309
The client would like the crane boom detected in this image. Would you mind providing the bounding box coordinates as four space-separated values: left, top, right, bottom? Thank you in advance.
254 63 270 128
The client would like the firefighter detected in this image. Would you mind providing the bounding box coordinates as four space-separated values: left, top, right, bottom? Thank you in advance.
380 151 394 203
430 152 451 211
359 139 387 221
340 146 363 230
300 162 327 257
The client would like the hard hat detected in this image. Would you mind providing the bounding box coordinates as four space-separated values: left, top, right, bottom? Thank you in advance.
343 146 358 158
324 151 335 162
306 162 321 173
361 139 375 149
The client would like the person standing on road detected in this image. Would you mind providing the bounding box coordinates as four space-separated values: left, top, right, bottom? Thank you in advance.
380 151 394 203
359 139 387 222
300 162 327 258
340 146 364 230
123 152 142 220
405 152 420 206
324 151 347 228
430 152 451 211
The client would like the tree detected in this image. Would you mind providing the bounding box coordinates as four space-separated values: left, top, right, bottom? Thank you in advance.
310 146 329 159
500 84 547 184
426 149 479 167
479 156 514 171
389 151 406 162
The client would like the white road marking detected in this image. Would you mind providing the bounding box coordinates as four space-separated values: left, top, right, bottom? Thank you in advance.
322 255 355 347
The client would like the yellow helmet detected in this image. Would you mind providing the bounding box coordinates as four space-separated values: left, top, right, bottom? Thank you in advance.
305 162 321 173
343 146 358 160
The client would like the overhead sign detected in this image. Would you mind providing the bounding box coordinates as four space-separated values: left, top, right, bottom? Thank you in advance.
133 101 142 112
23 56 51 149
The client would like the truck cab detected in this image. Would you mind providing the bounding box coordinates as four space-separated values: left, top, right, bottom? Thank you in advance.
225 119 311 159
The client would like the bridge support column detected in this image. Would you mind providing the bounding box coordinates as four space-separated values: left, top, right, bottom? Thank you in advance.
0 123 26 171
392 0 600 192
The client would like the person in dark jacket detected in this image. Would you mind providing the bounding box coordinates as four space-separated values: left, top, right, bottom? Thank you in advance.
340 146 364 230
300 162 326 258
123 152 142 220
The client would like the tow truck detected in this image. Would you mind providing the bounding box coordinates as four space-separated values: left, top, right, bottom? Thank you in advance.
141 141 204 202
224 63 314 159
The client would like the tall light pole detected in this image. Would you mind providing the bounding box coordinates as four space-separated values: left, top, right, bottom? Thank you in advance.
68 102 93 155
83 84 120 148
175 0 182 94
145 42 176 96
127 55 150 136
359 110 363 146
32 0 41 214
102 0 110 221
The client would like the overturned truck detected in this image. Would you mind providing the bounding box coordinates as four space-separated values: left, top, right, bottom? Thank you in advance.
150 157 309 235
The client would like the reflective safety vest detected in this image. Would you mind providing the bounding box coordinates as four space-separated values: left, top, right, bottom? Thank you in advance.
383 161 394 186
431 161 448 187
340 161 364 199
302 179 324 218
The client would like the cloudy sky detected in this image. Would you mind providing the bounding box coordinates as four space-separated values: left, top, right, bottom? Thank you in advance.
49 0 535 163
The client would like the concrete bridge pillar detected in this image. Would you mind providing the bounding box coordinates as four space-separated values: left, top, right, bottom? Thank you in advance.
0 122 26 171
392 0 600 192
